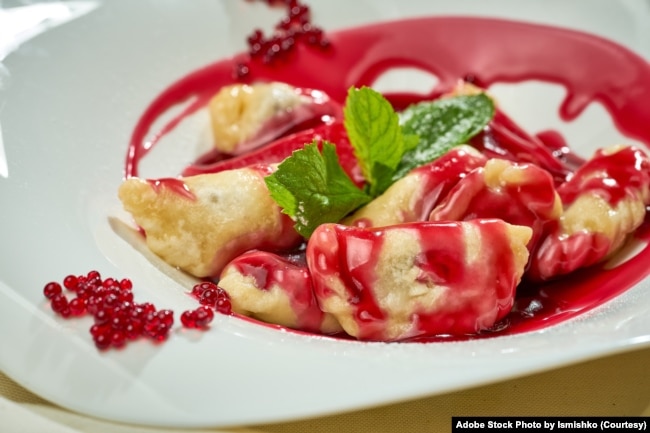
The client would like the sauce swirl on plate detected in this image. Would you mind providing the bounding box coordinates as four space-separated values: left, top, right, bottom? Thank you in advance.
122 16 650 342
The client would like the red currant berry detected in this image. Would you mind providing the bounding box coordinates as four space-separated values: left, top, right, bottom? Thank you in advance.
215 288 232 315
180 310 197 328
216 297 232 315
93 331 112 350
181 306 215 329
111 314 129 331
85 295 103 316
69 297 86 316
144 310 174 341
43 282 62 299
139 302 156 315
94 308 111 325
125 321 143 340
233 62 250 79
191 281 217 299
119 278 133 291
157 309 174 328
119 290 134 303
76 286 91 300
103 293 120 309
63 275 79 291
50 293 69 313
111 331 127 348
199 288 218 307
247 29 264 45
90 323 109 337
194 306 214 328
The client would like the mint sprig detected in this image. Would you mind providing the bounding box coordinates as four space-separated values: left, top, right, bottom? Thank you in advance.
264 86 495 238
344 86 418 196
265 141 371 238
393 93 495 180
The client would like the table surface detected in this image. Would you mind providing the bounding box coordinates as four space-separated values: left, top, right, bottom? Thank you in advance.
2 346 649 433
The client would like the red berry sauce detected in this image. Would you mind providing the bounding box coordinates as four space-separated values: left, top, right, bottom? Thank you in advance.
119 15 650 343
307 220 523 341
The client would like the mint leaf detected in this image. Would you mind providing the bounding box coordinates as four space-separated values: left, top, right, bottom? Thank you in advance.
265 141 371 238
265 89 495 238
393 93 495 180
344 87 418 196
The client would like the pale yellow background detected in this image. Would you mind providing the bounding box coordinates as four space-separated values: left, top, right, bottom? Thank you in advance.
2 346 649 433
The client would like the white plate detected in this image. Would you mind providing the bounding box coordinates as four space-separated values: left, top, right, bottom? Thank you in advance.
1 0 650 428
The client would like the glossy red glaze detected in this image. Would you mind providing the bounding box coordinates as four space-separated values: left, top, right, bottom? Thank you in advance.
557 146 650 206
346 146 488 228
181 121 362 186
525 146 650 281
226 250 328 332
307 220 521 340
400 147 488 222
429 160 559 254
126 16 650 341
471 110 576 185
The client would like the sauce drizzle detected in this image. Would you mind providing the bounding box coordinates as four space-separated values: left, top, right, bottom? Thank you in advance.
124 16 650 341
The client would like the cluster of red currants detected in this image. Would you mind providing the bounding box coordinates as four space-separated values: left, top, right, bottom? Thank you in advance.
43 271 232 350
234 0 330 79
